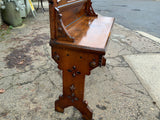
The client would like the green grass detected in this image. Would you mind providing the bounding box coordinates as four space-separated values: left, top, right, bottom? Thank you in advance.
0 25 13 42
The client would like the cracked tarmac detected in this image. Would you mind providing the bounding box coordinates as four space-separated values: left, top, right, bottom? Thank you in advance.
0 12 160 120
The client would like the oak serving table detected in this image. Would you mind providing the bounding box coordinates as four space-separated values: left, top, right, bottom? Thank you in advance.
48 0 114 119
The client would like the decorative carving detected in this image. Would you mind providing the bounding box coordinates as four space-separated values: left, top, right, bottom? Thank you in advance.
48 0 53 4
67 66 81 77
101 57 106 66
99 56 106 67
90 61 96 68
48 0 58 6
68 95 79 102
53 52 60 61
70 84 75 91
67 84 78 102
53 54 60 61
86 0 98 17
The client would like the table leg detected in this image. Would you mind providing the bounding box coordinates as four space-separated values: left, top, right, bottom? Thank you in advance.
55 70 93 120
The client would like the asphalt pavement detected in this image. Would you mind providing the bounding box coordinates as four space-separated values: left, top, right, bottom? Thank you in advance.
92 0 160 38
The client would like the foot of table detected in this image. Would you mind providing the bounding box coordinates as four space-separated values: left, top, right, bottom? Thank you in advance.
55 95 93 120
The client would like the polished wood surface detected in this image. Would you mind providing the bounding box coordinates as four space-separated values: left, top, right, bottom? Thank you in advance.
64 16 114 50
58 0 87 26
48 0 114 119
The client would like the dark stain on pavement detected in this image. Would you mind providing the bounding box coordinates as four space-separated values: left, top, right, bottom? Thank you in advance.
112 5 128 7
5 33 49 69
132 9 141 11
96 104 107 110
0 110 10 117
5 48 32 69
98 117 103 120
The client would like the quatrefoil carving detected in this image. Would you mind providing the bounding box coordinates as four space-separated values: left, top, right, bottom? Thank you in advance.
68 84 78 102
67 66 81 77
70 85 75 91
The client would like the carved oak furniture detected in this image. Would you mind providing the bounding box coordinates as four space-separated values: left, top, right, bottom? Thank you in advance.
48 0 114 119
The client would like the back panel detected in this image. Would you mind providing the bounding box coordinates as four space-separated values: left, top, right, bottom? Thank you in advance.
58 0 78 6
57 0 87 26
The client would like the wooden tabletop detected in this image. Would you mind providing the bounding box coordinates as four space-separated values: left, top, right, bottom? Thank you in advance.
53 15 114 53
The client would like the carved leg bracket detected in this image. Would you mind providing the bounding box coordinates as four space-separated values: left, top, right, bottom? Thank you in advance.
55 70 93 120
55 96 93 120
